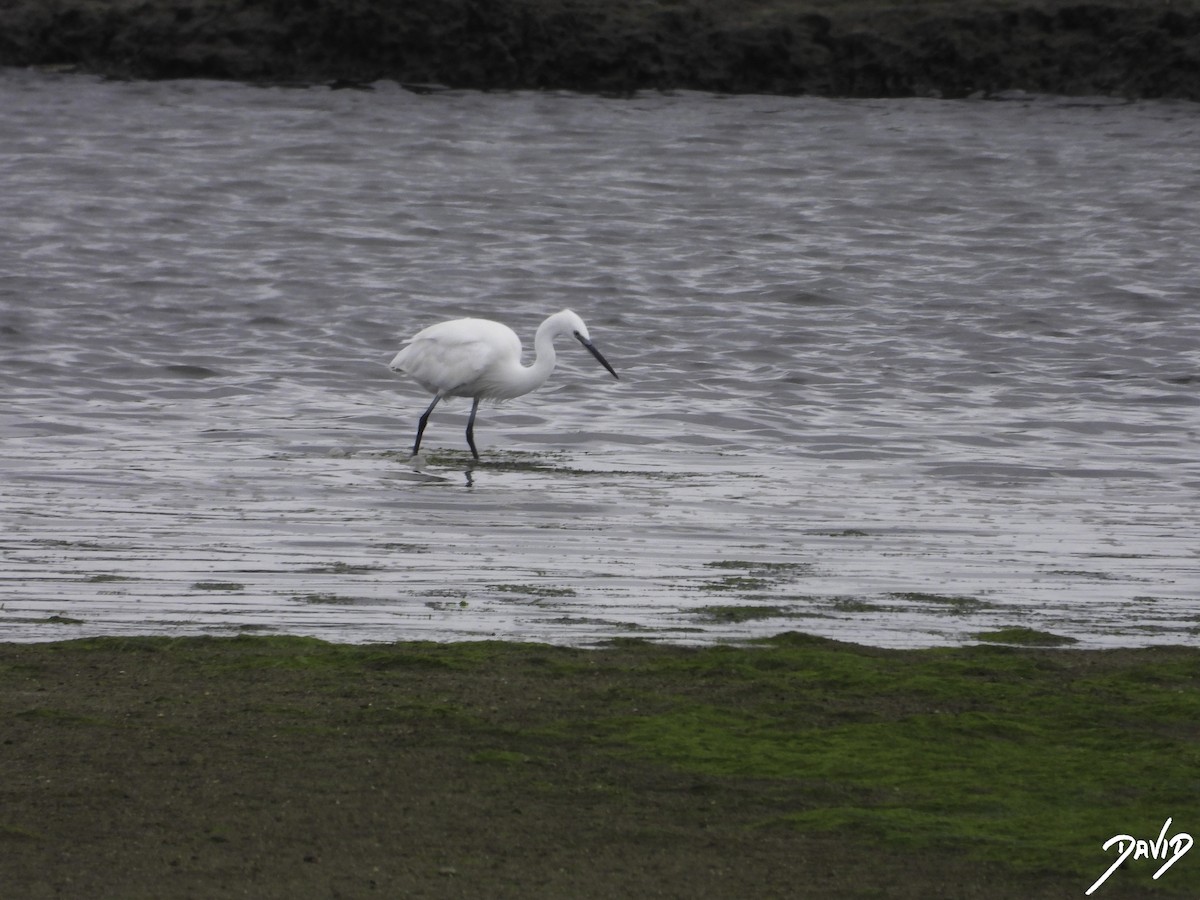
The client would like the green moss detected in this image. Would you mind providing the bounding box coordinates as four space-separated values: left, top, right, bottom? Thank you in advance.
303 562 382 575
889 592 991 614
4 633 1197 895
470 749 535 766
827 596 888 613
974 627 1079 646
378 542 429 553
699 575 772 592
587 635 1200 885
699 560 814 593
704 560 811 572
16 707 109 726
492 583 577 598
696 605 794 623
0 823 43 842
295 593 358 605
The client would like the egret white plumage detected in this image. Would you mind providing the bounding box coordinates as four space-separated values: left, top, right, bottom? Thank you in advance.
389 309 619 459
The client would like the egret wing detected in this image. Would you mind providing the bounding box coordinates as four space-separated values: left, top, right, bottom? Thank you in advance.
390 319 521 396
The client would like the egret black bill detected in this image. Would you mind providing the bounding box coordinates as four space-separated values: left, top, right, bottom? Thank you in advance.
575 331 619 380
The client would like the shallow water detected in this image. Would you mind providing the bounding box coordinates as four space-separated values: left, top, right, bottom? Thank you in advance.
2 70 1198 648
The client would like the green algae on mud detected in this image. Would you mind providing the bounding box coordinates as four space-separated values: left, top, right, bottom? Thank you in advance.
1 634 1197 898
974 626 1081 646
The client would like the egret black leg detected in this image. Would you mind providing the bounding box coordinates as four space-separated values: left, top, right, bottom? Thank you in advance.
465 397 481 460
413 395 441 457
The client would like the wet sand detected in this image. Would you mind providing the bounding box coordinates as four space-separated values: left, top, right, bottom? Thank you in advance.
2 633 1196 898
1 0 1198 98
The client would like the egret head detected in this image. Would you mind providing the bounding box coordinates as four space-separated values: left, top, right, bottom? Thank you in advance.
537 310 618 380
565 311 619 380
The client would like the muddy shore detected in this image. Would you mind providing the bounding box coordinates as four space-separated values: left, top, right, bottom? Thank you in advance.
1 0 1198 98
2 634 1197 898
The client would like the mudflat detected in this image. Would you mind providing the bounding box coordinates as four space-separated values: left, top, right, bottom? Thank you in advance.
1 633 1196 898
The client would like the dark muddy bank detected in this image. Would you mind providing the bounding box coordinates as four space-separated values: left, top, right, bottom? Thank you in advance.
1 0 1199 98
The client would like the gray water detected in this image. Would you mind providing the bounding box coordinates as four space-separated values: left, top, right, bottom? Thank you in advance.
2 69 1198 648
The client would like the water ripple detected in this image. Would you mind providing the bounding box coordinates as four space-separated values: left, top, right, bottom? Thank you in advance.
2 71 1198 647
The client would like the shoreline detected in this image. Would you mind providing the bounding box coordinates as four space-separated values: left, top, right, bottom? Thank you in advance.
2 633 1196 897
1 0 1198 100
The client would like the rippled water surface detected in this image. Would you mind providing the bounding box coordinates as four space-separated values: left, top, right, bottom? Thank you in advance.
2 70 1198 648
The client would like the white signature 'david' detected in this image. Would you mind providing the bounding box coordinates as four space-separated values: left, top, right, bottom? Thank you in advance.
1086 817 1192 895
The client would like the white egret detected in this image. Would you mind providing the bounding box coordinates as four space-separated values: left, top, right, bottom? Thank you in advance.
389 309 619 459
